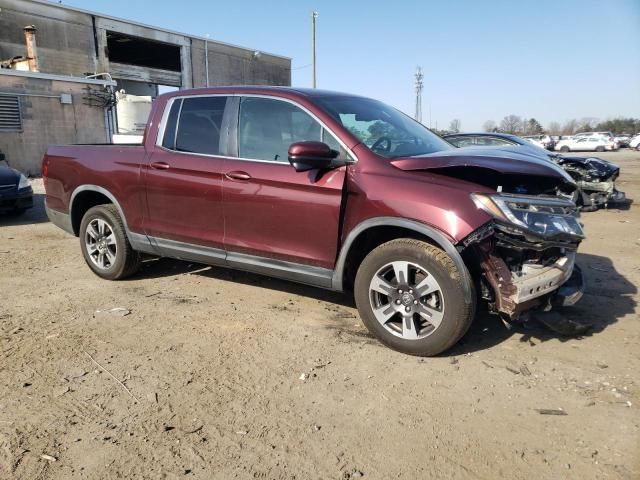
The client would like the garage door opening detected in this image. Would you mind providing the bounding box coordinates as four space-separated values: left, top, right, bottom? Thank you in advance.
106 31 181 71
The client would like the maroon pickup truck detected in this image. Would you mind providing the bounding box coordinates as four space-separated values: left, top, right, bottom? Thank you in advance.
43 87 585 356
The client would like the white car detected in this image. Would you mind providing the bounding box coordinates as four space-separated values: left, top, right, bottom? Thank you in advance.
555 136 617 152
630 134 640 150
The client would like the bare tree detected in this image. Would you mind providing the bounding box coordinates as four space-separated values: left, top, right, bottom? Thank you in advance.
547 121 561 135
448 119 461 133
500 115 522 134
482 120 497 132
562 119 578 135
577 117 599 133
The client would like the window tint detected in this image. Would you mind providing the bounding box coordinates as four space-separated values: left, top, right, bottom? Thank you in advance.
174 96 227 155
239 97 344 162
161 99 181 149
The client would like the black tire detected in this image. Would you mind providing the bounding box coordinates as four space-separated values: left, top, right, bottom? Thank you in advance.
354 239 475 356
79 204 141 280
560 146 570 152
595 146 605 152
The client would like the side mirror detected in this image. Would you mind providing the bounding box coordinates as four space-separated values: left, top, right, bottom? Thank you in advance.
288 141 339 172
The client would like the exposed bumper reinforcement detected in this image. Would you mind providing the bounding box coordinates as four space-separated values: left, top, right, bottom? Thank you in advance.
510 253 576 304
552 264 584 307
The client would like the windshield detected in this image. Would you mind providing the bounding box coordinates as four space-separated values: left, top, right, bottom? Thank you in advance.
314 96 453 158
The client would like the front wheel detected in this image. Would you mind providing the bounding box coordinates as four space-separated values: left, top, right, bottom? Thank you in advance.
79 204 141 280
560 146 570 152
595 146 605 152
354 239 475 356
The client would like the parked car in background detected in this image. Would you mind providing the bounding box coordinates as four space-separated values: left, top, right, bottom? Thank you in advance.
444 132 625 210
629 134 640 150
0 151 33 216
554 136 617 152
574 131 615 140
613 135 630 148
523 134 555 150
43 86 586 357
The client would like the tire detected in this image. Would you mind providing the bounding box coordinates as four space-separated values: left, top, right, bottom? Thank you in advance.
79 204 141 280
354 238 475 356
595 146 605 152
560 146 570 152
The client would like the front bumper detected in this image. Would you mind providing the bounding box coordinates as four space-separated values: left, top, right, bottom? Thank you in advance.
0 187 33 213
465 222 584 319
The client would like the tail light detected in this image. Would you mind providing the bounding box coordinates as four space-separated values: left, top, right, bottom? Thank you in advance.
42 155 49 189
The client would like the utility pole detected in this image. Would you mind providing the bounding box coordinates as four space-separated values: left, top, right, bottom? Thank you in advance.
414 66 423 123
312 11 318 88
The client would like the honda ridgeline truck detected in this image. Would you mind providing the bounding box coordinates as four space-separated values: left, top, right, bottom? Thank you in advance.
43 87 585 356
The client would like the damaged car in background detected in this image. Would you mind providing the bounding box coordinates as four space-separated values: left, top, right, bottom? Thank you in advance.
444 132 626 211
44 87 586 356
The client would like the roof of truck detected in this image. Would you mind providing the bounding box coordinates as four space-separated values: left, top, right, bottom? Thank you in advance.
158 86 366 101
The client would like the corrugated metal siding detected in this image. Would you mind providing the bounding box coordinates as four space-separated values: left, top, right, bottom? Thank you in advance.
0 95 22 131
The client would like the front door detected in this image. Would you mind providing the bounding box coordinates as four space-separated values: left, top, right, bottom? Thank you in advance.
144 95 230 254
222 96 349 270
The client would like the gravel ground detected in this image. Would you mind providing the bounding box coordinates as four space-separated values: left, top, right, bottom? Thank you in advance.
1 150 639 479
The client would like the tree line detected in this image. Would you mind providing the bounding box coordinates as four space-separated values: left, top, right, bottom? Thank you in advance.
481 116 640 136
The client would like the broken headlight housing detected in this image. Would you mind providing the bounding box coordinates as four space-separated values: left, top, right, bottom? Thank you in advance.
471 193 584 240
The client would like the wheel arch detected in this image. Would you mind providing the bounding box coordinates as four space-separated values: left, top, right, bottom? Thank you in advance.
332 217 473 304
69 185 131 237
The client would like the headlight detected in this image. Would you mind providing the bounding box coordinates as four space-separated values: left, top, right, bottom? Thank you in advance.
18 174 30 190
471 193 584 239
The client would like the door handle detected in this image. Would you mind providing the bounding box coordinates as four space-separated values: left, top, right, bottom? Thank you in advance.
225 171 252 181
150 161 170 170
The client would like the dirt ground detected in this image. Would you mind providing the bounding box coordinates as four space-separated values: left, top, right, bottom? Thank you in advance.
1 150 639 479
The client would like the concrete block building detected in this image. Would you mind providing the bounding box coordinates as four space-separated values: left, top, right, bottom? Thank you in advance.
0 0 291 174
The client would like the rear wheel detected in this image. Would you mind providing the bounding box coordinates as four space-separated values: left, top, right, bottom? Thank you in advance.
79 204 140 280
560 146 570 152
354 239 474 356
595 146 605 152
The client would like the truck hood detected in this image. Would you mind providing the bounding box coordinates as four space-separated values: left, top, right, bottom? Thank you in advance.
390 148 575 186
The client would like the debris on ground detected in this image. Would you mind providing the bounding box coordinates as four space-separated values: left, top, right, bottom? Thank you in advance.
40 454 57 462
94 307 131 317
535 408 568 416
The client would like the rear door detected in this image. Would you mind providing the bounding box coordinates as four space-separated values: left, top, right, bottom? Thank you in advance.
144 95 231 254
222 96 350 269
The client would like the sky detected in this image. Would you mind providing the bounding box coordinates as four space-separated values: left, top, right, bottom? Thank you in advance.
61 0 640 131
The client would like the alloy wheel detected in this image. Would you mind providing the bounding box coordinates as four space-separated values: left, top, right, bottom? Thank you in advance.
368 261 445 340
84 218 117 270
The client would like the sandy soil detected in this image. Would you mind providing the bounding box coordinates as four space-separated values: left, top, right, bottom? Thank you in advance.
1 150 639 479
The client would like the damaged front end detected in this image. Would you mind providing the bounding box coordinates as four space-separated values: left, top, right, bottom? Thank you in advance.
556 156 626 210
461 194 585 320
